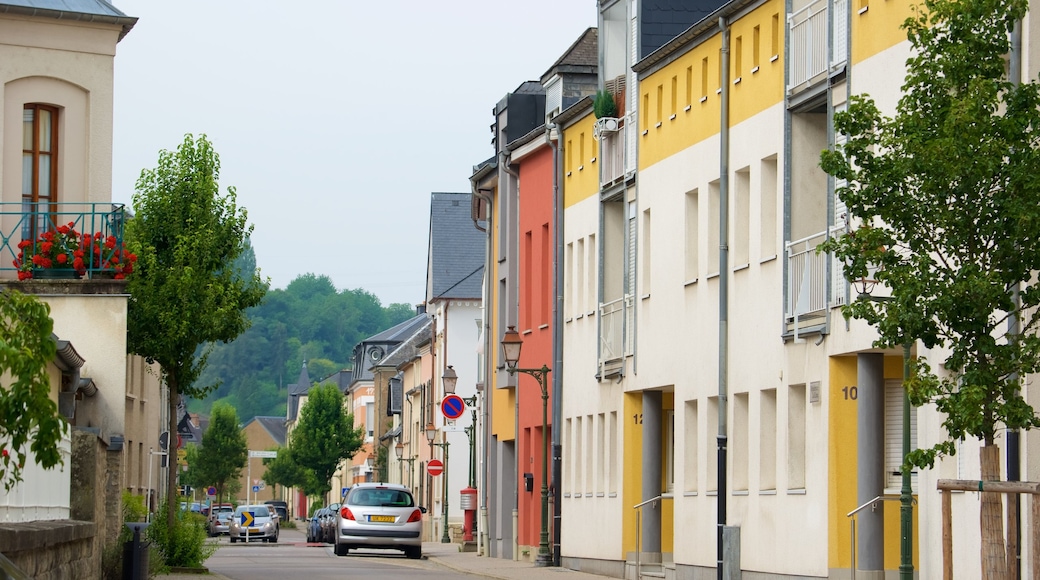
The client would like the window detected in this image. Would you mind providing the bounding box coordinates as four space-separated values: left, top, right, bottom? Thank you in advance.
23 104 59 236
753 25 761 70
656 84 663 125
734 167 750 267
665 409 675 493
642 209 652 296
760 389 777 490
701 57 710 99
683 400 698 493
734 36 743 81
541 223 550 325
708 181 721 275
771 14 780 59
670 76 678 117
685 66 694 107
760 157 778 258
685 189 699 282
733 393 749 491
788 384 806 489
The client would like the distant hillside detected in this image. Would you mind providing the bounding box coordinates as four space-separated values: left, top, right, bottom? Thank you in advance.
187 273 417 420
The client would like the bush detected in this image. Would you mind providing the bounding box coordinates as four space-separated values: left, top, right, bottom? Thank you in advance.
101 491 166 580
147 499 217 569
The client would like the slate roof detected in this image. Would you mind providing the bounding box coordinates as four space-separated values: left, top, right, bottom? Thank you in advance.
540 27 598 83
249 416 287 447
0 0 137 38
286 362 313 422
427 192 486 301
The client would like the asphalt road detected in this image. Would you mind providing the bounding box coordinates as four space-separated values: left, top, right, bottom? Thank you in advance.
199 527 470 580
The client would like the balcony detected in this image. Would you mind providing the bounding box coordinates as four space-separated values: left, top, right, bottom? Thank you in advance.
0 202 130 281
787 0 849 93
598 116 630 188
785 230 845 335
598 294 633 377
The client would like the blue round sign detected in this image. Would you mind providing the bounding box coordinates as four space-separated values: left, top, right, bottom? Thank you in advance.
441 394 466 420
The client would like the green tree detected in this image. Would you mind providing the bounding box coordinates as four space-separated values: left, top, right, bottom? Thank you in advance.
289 383 364 500
262 446 307 498
820 0 1040 574
127 134 268 528
195 403 248 503
0 290 66 491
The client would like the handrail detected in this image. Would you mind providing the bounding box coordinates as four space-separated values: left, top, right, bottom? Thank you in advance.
846 495 916 579
632 495 672 579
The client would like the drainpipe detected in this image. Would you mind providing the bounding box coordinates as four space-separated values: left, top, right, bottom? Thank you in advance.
501 150 522 561
548 121 564 567
472 184 494 556
717 15 731 580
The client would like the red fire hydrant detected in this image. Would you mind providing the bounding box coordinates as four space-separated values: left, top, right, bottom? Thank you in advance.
460 487 477 542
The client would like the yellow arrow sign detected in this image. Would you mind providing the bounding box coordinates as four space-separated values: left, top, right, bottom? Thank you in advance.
240 511 254 527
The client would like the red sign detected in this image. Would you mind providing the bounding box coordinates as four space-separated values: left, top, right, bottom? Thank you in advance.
441 394 465 420
427 459 444 476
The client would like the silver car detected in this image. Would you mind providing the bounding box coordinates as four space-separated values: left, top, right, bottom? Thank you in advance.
228 504 279 543
207 505 235 536
334 483 425 558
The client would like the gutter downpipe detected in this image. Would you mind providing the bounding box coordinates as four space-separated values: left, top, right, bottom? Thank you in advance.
472 182 494 557
501 150 522 562
1008 18 1022 580
548 122 563 567
717 15 731 580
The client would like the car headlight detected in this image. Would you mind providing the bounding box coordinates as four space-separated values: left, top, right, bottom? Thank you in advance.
263 522 273 530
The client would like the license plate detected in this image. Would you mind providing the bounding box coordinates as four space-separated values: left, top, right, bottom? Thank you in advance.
248 528 260 533
368 515 395 523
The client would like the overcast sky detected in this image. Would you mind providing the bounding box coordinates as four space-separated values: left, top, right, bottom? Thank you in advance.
111 1 598 307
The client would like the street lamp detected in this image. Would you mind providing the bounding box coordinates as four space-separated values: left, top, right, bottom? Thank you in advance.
500 326 553 567
427 421 451 543
854 282 914 580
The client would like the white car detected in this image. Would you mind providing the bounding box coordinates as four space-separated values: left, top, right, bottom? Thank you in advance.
228 504 279 543
334 483 424 558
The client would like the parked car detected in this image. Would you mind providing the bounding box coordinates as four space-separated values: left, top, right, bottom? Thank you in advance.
228 504 279 543
207 504 235 537
320 504 340 543
333 483 425 559
306 509 323 543
264 500 289 522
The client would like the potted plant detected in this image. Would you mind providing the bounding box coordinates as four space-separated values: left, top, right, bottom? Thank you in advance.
593 89 618 119
14 222 87 280
87 233 137 279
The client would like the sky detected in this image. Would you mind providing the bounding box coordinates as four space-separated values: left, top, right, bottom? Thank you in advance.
111 1 599 307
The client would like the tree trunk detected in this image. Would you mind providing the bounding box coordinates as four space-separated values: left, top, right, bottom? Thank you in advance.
981 444 1007 580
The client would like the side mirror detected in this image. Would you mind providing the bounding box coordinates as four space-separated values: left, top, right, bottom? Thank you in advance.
419 506 428 514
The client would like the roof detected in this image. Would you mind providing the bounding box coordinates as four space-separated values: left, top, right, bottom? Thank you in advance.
365 312 430 344
378 317 432 368
427 192 486 301
540 27 599 84
286 362 313 421
250 416 287 447
0 0 137 39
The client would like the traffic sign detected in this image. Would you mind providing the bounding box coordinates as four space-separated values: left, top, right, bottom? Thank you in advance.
441 394 466 420
249 450 278 458
252 485 260 493
241 511 255 526
207 486 216 497
427 459 444 476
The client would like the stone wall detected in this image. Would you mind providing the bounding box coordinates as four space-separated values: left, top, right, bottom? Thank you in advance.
0 428 122 579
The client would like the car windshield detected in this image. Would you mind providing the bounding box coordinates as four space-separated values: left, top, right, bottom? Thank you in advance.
235 506 270 517
348 488 414 507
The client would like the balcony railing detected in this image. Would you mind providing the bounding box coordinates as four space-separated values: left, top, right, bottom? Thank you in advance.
788 0 849 92
599 117 629 188
786 230 830 323
0 202 129 280
599 294 633 375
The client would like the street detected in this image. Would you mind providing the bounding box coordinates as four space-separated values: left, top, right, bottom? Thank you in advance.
191 526 473 580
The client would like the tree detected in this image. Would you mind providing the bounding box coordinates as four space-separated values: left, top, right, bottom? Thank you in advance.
262 446 307 499
289 383 364 501
194 403 247 504
0 290 66 491
126 134 268 528
820 0 1040 575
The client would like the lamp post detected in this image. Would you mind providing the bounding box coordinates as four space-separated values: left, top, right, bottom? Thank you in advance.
856 288 913 580
395 442 405 485
426 421 450 543
500 326 553 567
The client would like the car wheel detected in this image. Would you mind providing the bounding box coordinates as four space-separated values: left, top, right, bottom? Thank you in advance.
405 546 422 560
230 537 237 544
334 542 348 557
270 533 278 544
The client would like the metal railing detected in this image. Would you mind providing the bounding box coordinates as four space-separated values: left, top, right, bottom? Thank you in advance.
633 495 670 579
599 293 633 366
786 230 830 321
600 118 629 188
846 494 916 579
788 0 829 90
0 202 129 280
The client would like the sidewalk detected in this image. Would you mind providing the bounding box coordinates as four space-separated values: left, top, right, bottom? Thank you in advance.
158 540 613 580
422 542 611 580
